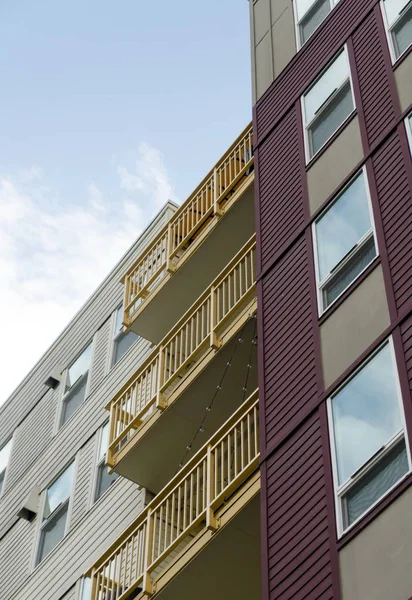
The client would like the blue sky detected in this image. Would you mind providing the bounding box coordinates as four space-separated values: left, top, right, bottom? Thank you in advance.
0 0 252 403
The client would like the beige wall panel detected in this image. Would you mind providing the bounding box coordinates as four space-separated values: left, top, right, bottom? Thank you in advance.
320 265 389 388
307 117 364 215
253 0 270 46
256 33 274 101
394 51 412 112
272 7 296 78
340 485 412 600
271 0 292 24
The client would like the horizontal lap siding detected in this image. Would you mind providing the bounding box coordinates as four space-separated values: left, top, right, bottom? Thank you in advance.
259 107 305 273
401 316 412 393
70 436 96 530
373 133 412 313
255 0 377 143
89 317 111 395
262 237 318 448
352 12 397 148
266 413 333 600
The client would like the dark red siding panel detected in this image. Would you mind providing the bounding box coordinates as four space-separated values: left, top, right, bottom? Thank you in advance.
255 0 377 144
351 12 397 148
401 316 412 395
266 412 334 600
262 237 318 447
258 106 305 273
372 133 412 313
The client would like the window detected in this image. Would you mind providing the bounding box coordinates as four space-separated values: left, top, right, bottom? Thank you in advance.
112 306 138 367
313 169 377 313
328 340 411 534
94 422 119 502
382 0 412 60
36 463 74 565
302 47 355 160
61 343 92 426
294 0 341 47
80 577 92 600
0 439 12 495
406 113 412 153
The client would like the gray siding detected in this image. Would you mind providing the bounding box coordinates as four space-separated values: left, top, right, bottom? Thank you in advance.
70 435 96 530
89 317 112 396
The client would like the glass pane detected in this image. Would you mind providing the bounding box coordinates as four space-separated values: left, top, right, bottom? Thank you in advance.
38 502 68 563
0 439 12 474
331 342 403 485
309 81 354 155
393 6 412 56
61 376 88 425
323 235 376 306
81 578 92 600
95 463 119 500
383 0 410 26
65 343 92 392
99 423 109 461
316 171 372 281
304 49 349 123
113 331 138 365
44 463 74 519
343 439 408 527
301 0 331 43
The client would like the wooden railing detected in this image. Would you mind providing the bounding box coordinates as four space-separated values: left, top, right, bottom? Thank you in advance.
123 123 254 326
88 391 259 600
108 236 256 466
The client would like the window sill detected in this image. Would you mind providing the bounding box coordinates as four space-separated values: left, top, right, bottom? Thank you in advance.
337 470 412 550
318 256 380 325
305 110 357 170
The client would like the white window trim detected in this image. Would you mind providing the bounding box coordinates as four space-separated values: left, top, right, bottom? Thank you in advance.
406 113 412 153
89 421 120 507
312 166 379 316
327 337 412 538
78 576 92 600
380 0 412 63
32 456 78 571
301 44 356 164
54 336 97 433
293 0 341 49
0 435 14 499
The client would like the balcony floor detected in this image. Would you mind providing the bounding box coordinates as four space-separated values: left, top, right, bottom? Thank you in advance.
155 492 261 600
129 181 254 344
114 317 258 493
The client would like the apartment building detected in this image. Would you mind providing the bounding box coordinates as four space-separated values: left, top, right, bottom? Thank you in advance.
250 0 412 599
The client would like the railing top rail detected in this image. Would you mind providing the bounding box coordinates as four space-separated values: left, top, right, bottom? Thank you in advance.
121 122 253 283
89 388 259 575
107 234 256 410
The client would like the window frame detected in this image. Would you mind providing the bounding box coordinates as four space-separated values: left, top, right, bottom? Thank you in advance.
108 305 138 370
0 436 14 498
33 459 77 569
58 340 94 429
293 0 341 49
91 421 120 505
406 112 412 153
312 167 378 316
301 45 356 163
327 338 412 537
381 0 412 63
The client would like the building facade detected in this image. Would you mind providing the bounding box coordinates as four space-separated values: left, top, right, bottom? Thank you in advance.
250 0 412 598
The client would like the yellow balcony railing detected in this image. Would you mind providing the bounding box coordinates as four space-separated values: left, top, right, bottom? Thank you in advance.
88 391 259 600
108 236 256 467
123 123 254 327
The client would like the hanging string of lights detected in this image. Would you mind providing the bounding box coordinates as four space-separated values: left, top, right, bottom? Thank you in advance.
174 312 258 474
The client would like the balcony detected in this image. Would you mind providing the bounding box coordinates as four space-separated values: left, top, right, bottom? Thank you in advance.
122 124 254 344
107 237 257 492
87 392 260 600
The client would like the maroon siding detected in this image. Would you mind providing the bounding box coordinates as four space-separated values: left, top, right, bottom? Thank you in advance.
351 12 397 148
258 106 305 273
373 133 412 314
262 237 318 450
266 412 333 600
401 316 412 394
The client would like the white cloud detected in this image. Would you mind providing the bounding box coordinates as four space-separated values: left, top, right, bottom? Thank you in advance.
0 143 177 405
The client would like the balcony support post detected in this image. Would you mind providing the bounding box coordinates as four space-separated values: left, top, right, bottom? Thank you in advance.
213 168 222 217
107 407 116 468
156 348 166 410
210 286 220 351
142 510 154 596
166 224 175 273
206 444 218 531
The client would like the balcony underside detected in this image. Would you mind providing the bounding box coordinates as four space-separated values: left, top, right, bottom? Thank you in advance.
154 483 261 600
113 316 258 493
128 179 255 344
